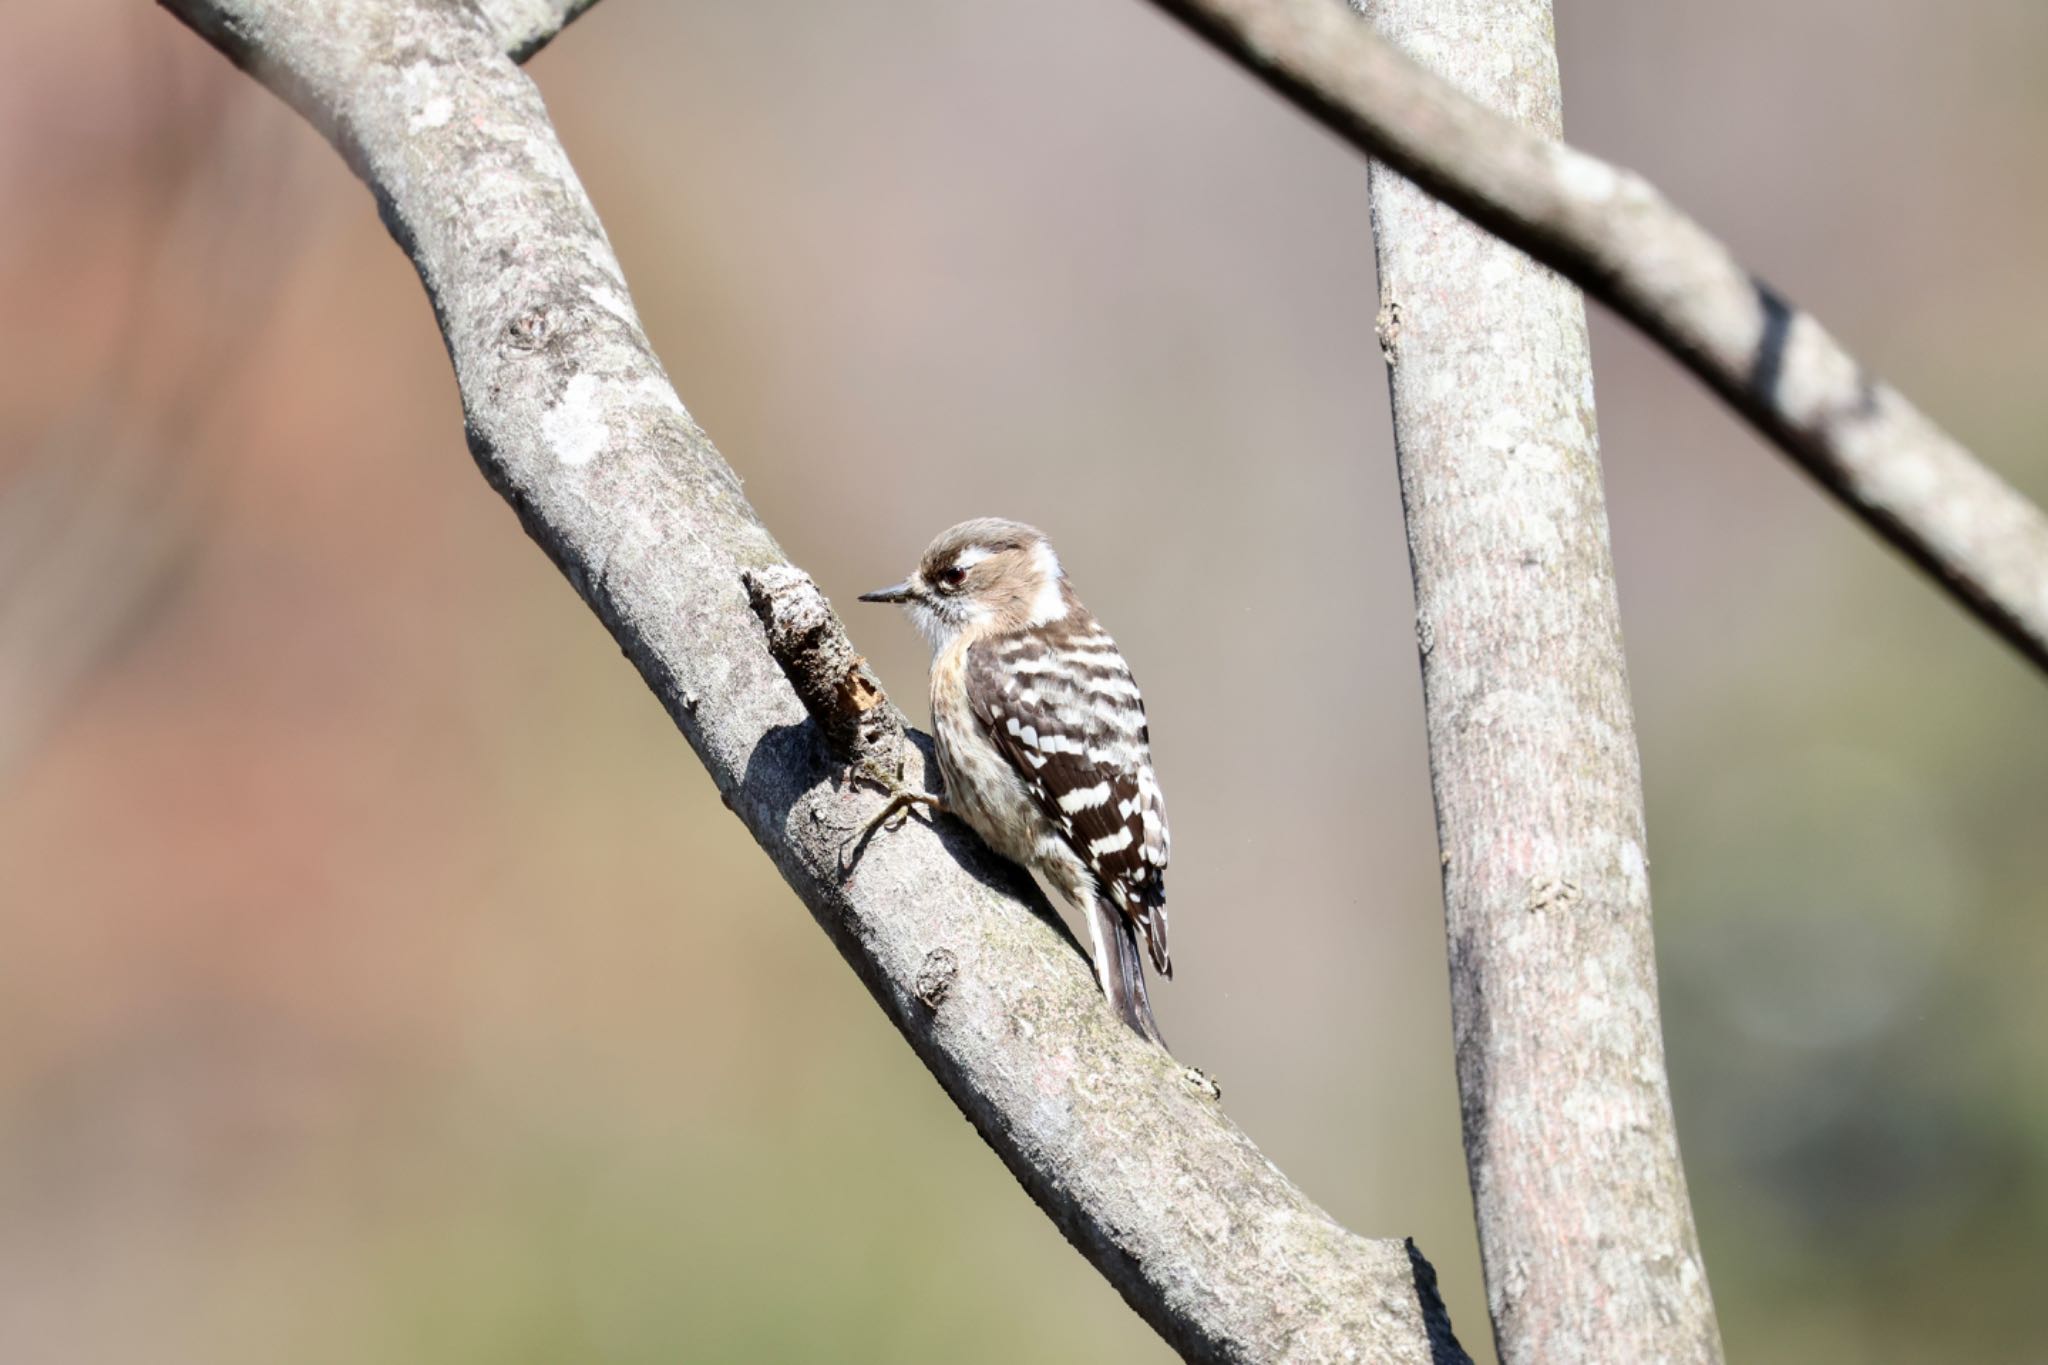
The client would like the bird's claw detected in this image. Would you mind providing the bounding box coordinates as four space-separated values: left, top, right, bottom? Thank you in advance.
839 761 946 876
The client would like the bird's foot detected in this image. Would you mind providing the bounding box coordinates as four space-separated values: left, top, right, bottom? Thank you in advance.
840 759 947 875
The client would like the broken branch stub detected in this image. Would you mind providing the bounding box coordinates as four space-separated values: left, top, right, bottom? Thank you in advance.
742 564 902 770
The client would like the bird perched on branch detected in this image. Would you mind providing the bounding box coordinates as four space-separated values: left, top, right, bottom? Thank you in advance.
858 519 1173 1046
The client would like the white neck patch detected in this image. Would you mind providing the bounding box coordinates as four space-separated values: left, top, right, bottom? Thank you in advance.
1025 540 1067 625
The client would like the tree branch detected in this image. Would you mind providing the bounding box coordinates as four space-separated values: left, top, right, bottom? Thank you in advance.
1360 5 1724 1363
476 0 599 63
151 1 1471 1359
1144 0 2048 675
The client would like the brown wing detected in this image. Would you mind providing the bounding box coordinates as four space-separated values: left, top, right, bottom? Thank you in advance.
965 621 1171 975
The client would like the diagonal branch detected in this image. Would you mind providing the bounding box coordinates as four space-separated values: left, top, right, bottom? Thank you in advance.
152 1 1471 1359
1143 0 2048 675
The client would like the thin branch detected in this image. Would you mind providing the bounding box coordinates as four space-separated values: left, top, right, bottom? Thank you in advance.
151 1 1471 1359
475 0 600 63
1144 0 2048 675
1360 5 1724 1363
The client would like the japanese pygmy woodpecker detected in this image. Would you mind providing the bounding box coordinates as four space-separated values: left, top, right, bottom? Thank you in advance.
859 519 1172 1046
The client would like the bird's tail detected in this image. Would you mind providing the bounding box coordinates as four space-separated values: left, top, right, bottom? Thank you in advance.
1087 892 1168 1050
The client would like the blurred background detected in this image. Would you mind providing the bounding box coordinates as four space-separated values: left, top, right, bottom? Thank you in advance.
3 1 2045 1360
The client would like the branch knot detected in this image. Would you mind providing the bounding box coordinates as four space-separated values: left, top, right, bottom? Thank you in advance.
742 564 902 768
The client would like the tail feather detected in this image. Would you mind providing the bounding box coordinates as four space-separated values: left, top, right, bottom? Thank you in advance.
1086 892 1168 1049
1136 901 1171 979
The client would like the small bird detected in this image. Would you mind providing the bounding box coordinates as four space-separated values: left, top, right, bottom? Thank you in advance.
858 519 1172 1046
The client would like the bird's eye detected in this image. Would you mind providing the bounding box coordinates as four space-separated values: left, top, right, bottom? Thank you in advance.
937 566 969 592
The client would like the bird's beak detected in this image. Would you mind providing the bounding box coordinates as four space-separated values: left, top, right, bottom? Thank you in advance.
858 579 918 604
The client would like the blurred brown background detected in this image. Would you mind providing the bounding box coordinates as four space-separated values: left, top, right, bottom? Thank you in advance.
3 2 2045 1361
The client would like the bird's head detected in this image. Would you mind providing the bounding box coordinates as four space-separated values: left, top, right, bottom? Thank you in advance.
859 517 1070 649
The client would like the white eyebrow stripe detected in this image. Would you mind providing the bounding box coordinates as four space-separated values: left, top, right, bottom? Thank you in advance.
951 545 995 570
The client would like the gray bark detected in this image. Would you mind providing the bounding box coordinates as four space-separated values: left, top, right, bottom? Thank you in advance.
152 1 1470 1360
1145 0 2048 675
1357 2 1722 1362
471 0 598 62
